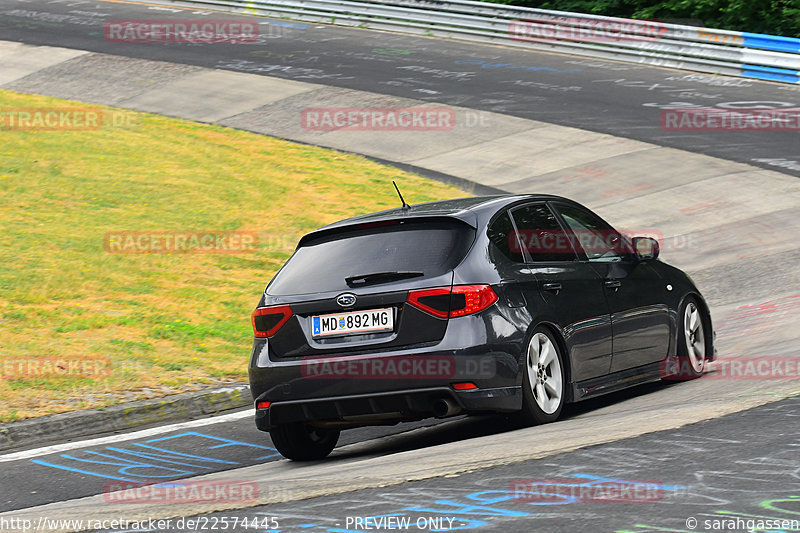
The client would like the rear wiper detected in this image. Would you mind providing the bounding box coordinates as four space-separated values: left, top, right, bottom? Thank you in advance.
345 271 424 288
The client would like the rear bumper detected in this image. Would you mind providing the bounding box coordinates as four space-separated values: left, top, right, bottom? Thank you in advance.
254 386 521 430
248 312 526 429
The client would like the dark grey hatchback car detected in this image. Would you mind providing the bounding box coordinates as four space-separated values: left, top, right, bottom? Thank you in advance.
249 195 714 460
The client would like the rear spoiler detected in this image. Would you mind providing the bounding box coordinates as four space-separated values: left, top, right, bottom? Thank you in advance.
297 215 478 250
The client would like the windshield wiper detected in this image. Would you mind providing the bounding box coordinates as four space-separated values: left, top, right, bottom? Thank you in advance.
345 271 424 288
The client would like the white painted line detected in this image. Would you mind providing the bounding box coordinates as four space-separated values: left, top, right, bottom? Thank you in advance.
0 409 252 462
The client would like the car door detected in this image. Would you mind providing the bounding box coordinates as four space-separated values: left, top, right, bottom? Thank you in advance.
502 203 614 382
550 202 671 373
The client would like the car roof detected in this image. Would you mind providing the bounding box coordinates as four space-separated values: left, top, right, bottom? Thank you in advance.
314 193 570 231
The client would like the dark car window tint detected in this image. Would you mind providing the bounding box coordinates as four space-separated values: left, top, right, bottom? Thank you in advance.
510 203 577 262
552 203 629 262
268 220 475 295
487 211 523 263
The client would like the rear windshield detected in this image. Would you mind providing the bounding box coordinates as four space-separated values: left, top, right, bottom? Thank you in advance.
267 219 476 296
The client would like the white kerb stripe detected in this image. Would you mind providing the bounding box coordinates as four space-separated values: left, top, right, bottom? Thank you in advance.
0 409 252 462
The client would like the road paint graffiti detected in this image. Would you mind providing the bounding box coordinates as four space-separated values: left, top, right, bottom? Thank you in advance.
593 78 721 99
752 158 800 172
566 59 636 71
397 65 475 80
643 100 798 110
453 60 580 74
617 494 800 532
32 432 279 481
216 59 355 80
234 475 685 532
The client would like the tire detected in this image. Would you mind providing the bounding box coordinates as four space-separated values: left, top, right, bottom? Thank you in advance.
671 296 710 380
269 422 340 461
517 326 567 425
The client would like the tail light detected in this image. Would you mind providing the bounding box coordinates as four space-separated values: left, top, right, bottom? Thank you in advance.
251 305 293 338
450 285 499 317
407 285 497 319
406 287 451 318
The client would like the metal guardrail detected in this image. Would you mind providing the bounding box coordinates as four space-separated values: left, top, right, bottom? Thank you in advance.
160 0 800 83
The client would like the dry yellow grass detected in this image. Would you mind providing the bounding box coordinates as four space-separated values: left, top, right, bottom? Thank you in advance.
0 90 467 422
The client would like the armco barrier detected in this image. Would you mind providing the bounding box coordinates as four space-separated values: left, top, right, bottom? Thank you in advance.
150 0 800 83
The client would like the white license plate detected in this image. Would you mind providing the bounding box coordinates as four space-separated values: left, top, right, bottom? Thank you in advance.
311 308 394 338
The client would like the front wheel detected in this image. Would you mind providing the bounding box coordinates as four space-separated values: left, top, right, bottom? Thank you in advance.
269 422 340 461
518 327 566 425
674 297 709 380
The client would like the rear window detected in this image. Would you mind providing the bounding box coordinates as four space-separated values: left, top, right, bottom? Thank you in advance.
267 219 476 296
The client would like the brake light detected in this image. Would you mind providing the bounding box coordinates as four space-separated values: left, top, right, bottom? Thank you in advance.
407 285 497 318
451 285 498 317
251 305 293 338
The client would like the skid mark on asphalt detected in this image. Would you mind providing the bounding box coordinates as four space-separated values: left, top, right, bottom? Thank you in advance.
715 294 800 355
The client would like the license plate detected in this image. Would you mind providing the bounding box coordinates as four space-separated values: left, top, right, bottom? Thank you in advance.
312 308 393 338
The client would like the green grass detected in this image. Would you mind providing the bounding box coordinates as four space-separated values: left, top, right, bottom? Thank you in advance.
0 89 466 422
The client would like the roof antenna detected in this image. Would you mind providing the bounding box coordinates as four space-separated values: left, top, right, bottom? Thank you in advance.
393 180 411 211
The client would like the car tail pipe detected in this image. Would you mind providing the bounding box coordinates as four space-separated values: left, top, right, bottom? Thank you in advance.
432 397 462 418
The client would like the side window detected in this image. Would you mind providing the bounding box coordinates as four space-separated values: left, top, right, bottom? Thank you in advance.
487 210 524 263
509 203 577 262
551 203 630 262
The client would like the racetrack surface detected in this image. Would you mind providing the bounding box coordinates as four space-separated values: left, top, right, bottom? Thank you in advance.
91 395 800 533
1 0 799 530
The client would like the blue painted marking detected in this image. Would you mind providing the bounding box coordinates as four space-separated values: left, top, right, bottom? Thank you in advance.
571 473 684 492
467 475 686 510
144 432 280 460
32 432 279 480
31 459 139 482
313 316 321 335
59 450 195 477
465 490 518 505
508 474 678 506
128 443 239 464
104 446 221 469
405 500 528 517
430 518 487 531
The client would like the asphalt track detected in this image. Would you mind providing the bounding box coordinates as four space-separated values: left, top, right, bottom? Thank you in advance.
1 1 799 531
93 395 800 533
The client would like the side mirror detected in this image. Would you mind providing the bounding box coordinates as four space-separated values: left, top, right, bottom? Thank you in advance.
632 236 659 261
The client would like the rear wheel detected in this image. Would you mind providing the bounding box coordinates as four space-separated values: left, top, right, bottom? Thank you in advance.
269 422 340 461
518 327 566 425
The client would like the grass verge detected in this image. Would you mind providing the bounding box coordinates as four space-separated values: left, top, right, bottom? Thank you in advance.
0 90 466 422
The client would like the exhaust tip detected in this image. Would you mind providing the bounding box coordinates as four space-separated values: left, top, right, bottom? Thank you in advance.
433 398 462 418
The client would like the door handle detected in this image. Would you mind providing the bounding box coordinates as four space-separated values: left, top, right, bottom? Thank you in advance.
542 282 562 292
604 280 621 289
